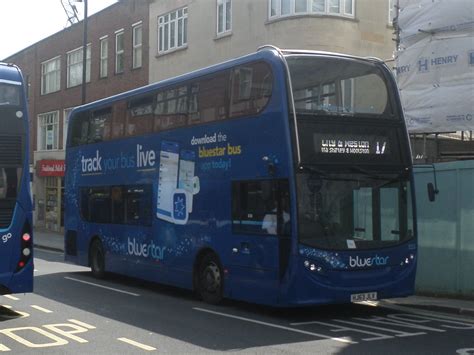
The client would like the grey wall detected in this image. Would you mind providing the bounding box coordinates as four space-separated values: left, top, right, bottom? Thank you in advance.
414 160 474 297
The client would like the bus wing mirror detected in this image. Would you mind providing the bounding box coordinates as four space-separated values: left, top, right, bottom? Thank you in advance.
427 182 438 202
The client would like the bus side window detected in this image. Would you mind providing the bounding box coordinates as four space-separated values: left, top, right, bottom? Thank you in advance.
196 71 228 123
90 108 112 143
229 62 272 118
127 95 154 136
112 101 126 139
70 111 90 147
81 187 111 223
154 88 187 131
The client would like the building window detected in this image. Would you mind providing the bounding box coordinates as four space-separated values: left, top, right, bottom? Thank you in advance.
100 36 108 78
217 0 232 35
38 111 59 151
115 30 125 73
158 7 188 54
67 45 91 88
41 56 61 95
269 0 354 19
132 23 143 69
388 0 396 25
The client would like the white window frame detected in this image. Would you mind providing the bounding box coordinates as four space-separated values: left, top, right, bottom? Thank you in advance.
388 0 396 25
269 0 355 19
66 44 91 88
115 29 125 73
158 7 188 54
100 36 108 78
37 111 59 151
132 22 143 69
62 107 74 149
217 0 232 35
41 56 61 95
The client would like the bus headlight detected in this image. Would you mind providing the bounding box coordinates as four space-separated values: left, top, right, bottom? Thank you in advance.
304 260 322 273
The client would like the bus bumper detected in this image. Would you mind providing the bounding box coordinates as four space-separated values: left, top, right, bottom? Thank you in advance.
279 255 416 307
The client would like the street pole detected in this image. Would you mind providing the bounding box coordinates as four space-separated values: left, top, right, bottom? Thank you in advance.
81 0 88 104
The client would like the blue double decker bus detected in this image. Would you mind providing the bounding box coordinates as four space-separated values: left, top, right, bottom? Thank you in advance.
0 63 34 295
65 47 416 306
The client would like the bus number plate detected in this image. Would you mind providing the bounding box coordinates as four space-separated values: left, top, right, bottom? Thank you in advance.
350 292 377 302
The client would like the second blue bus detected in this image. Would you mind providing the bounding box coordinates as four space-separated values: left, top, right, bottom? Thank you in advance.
0 63 34 295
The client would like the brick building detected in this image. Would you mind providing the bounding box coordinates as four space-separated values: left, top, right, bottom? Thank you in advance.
4 0 149 232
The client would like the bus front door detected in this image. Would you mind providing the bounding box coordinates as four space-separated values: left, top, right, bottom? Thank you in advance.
229 179 289 304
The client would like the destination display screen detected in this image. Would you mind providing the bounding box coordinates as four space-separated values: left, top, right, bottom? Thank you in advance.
314 133 390 156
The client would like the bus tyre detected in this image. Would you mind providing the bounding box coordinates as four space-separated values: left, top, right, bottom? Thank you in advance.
197 253 223 304
90 239 106 279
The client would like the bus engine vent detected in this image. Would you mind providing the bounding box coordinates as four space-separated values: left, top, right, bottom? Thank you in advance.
0 136 22 165
0 200 15 228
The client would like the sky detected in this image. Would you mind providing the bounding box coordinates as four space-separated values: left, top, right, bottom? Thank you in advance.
0 0 118 60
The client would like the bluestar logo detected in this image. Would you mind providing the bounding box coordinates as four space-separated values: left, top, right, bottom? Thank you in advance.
349 255 389 268
127 237 166 261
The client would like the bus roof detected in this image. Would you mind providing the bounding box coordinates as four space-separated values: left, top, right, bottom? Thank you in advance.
69 46 384 116
0 63 23 85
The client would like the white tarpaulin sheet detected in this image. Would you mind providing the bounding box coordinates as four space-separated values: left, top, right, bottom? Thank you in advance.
398 0 474 47
396 0 474 133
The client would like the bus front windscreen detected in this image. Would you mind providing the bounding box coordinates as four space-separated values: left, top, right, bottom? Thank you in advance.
0 83 21 106
297 170 414 250
287 55 414 250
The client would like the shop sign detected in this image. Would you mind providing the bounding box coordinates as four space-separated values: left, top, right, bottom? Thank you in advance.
37 160 65 177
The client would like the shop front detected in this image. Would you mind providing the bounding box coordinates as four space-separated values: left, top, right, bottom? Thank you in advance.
36 159 65 232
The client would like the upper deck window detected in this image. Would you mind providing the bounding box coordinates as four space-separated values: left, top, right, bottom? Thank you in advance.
69 61 273 147
269 0 354 20
0 83 20 106
287 55 393 118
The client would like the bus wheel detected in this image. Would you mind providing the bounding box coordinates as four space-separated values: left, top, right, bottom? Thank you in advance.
90 239 105 279
197 253 223 304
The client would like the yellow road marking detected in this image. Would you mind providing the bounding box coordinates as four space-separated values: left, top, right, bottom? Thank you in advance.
0 343 10 351
68 319 96 329
117 337 156 351
31 305 53 313
4 295 19 301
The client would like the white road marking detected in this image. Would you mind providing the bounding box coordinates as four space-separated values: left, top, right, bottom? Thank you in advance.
31 305 53 313
193 307 355 344
64 277 140 297
380 303 474 324
118 337 156 351
291 320 393 342
333 319 425 337
4 295 19 301
2 305 12 309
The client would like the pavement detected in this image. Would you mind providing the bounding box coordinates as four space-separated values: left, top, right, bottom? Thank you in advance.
32 228 474 318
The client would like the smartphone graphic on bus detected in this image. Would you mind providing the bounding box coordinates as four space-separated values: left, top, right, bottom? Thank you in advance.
178 150 195 213
156 141 180 223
